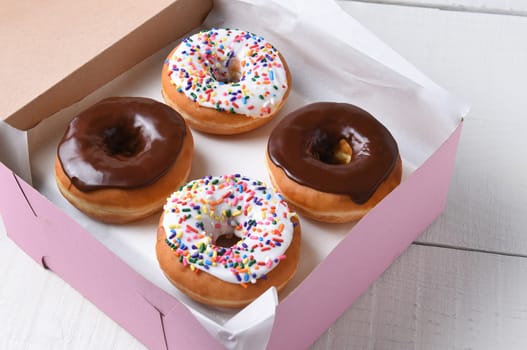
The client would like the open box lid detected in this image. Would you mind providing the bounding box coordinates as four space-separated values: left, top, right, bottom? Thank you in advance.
0 0 213 130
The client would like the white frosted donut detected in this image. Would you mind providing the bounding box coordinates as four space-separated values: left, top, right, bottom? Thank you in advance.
155 174 301 308
161 28 292 134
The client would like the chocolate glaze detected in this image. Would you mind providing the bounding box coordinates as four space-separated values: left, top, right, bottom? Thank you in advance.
57 97 187 192
267 102 399 204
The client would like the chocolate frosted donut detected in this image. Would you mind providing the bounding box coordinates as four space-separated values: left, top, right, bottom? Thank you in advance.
266 102 402 223
58 97 187 191
55 97 194 224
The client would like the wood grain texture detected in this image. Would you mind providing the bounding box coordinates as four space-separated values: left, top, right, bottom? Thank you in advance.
420 118 527 255
312 244 527 350
345 0 527 16
339 1 527 254
0 217 145 350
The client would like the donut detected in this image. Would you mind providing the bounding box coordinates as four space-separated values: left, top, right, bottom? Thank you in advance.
161 28 292 135
55 97 194 224
156 174 301 308
266 102 402 223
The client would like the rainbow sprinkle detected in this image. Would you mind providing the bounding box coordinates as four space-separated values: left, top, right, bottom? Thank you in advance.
162 174 297 285
166 28 289 118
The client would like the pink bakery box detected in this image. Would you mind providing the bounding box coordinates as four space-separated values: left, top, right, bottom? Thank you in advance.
0 0 469 349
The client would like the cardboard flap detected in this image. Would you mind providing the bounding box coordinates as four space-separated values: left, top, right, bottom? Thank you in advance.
1 0 213 130
163 306 223 349
0 163 43 264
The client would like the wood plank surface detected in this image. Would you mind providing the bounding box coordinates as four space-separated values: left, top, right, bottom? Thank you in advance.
0 217 144 350
347 0 527 16
339 1 527 255
312 244 527 350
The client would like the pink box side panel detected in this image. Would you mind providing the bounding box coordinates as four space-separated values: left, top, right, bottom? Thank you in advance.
0 163 218 350
163 310 225 350
268 123 463 350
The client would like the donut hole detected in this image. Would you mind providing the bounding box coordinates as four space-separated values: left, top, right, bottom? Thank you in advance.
308 133 353 165
102 122 145 158
211 56 242 83
214 233 240 248
203 216 242 248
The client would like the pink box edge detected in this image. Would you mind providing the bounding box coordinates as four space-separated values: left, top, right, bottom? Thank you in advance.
0 121 463 349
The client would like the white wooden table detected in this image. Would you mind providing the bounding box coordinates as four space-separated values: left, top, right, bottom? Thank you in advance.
2 1 526 349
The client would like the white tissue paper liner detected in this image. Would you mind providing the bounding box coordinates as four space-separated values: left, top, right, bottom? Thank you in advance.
0 0 470 348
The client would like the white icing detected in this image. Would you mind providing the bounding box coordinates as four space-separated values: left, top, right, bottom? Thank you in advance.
162 174 296 284
166 28 289 118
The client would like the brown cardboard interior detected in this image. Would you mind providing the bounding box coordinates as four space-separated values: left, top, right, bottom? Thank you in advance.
1 0 213 130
